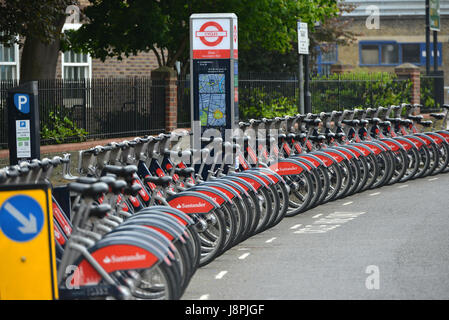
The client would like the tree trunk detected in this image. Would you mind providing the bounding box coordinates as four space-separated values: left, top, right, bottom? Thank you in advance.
19 17 65 83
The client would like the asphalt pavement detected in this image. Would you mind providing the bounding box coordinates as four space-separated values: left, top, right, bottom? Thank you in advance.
182 172 449 300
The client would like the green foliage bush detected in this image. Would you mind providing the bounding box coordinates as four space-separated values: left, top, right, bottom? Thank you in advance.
238 71 413 120
41 111 88 144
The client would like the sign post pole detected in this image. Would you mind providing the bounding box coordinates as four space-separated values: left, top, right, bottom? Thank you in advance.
7 81 40 165
297 21 311 114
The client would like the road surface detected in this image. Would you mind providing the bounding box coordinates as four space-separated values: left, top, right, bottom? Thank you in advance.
183 173 449 300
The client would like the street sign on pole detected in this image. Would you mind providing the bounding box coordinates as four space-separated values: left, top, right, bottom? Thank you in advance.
0 183 58 300
429 0 440 31
297 22 309 55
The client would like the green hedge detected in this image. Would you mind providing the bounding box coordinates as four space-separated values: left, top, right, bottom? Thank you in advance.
238 71 412 120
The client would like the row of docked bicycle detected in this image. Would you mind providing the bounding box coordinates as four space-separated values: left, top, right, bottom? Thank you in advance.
1 102 448 300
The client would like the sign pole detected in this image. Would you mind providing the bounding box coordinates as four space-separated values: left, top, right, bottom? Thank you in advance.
297 21 309 114
433 30 438 72
426 0 431 76
298 54 304 114
304 55 312 114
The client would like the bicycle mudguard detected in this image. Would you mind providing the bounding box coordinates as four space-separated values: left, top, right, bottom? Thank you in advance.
415 133 439 146
221 175 259 194
424 132 447 145
213 178 251 199
237 170 276 187
198 181 241 201
268 158 308 176
167 191 219 214
328 146 358 159
390 136 415 151
106 225 178 253
131 210 191 237
137 205 195 226
357 141 384 155
435 130 449 143
294 153 327 168
378 138 404 152
247 167 285 184
122 216 187 244
188 185 232 206
403 135 426 149
320 148 349 163
72 236 167 286
346 143 373 157
308 151 337 167
288 156 317 171
230 172 270 191
336 145 362 158
103 230 175 261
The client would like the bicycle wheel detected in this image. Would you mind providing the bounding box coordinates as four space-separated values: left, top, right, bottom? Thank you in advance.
387 148 408 185
196 209 227 267
285 170 313 216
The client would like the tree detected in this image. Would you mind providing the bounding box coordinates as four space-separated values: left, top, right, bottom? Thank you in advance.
238 1 360 74
65 0 340 74
0 0 76 82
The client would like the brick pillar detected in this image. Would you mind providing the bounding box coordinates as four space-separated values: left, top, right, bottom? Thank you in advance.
151 67 178 132
330 61 353 74
395 63 421 110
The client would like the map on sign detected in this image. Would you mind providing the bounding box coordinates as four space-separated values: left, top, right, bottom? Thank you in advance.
199 73 226 126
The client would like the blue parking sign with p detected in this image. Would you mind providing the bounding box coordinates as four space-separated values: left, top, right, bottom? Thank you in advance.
14 93 30 114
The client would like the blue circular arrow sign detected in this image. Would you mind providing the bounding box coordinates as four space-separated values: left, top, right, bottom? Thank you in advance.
0 195 44 242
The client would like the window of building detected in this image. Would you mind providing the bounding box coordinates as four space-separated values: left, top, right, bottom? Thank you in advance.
360 44 379 65
316 44 338 76
61 23 91 80
380 43 399 64
359 41 442 67
0 36 20 81
402 43 421 64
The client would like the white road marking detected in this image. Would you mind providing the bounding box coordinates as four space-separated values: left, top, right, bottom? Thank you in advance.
238 253 250 260
312 214 323 219
370 192 381 196
290 224 302 229
342 201 353 206
265 237 277 243
294 225 340 234
428 177 438 181
215 271 228 279
237 247 250 251
398 184 408 189
199 294 210 300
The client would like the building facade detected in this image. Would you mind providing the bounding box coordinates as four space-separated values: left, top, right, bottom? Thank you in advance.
324 0 449 103
0 0 161 81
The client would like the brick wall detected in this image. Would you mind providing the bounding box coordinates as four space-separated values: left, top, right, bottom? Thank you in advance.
56 51 162 79
56 1 164 79
337 16 449 98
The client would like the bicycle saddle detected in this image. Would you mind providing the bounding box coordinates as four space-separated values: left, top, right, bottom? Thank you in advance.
89 203 111 219
144 176 173 188
123 184 142 196
174 167 195 178
430 113 445 120
420 120 433 127
68 182 109 198
103 165 137 179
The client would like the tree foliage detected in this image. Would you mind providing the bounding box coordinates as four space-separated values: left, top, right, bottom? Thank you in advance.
0 0 75 45
65 0 341 71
